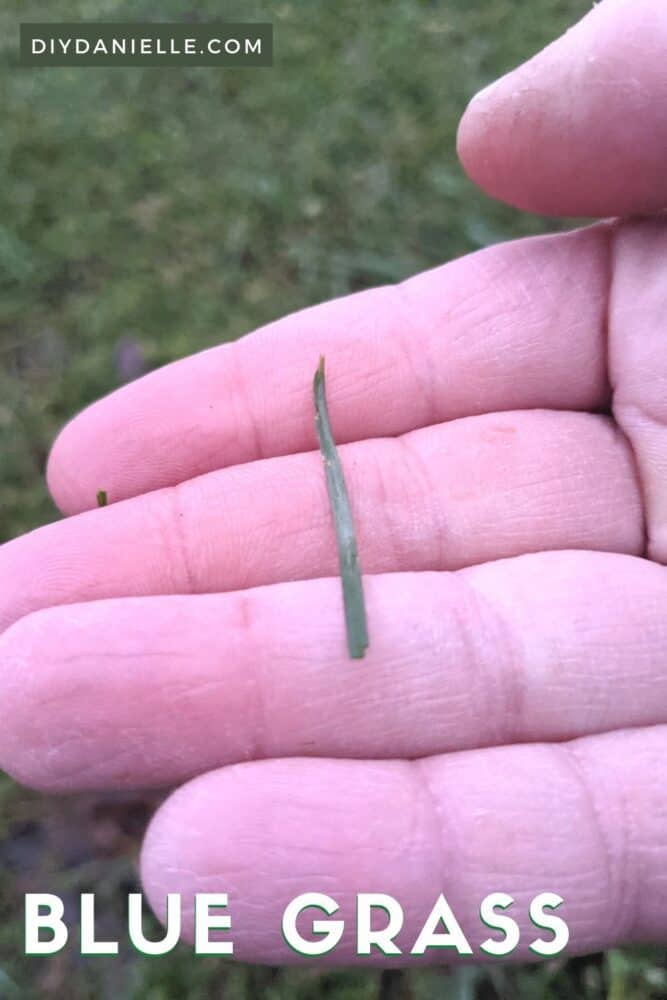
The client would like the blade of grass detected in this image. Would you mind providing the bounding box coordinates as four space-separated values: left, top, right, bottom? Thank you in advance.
313 356 369 659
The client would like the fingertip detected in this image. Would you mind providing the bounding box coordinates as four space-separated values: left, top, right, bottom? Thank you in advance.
456 0 667 218
455 86 499 204
140 779 198 940
140 763 275 948
456 44 573 217
0 608 68 791
456 47 565 215
46 396 142 516
46 418 89 516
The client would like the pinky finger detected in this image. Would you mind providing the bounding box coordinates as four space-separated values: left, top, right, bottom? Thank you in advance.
141 725 667 966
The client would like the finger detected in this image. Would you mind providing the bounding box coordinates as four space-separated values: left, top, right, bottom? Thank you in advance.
2 550 666 791
609 218 667 563
140 725 667 964
457 0 667 217
46 224 611 513
2 411 643 631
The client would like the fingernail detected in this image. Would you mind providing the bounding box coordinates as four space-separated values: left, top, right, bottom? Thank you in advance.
468 63 524 107
468 77 503 106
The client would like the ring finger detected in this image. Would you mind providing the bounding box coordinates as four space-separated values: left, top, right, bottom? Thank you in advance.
1 549 665 790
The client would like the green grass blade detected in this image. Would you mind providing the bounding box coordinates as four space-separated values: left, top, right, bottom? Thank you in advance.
313 356 369 659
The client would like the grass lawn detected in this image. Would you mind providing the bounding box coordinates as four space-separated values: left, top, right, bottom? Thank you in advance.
1 0 665 996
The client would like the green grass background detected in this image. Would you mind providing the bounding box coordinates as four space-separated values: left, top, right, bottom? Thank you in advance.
0 0 665 996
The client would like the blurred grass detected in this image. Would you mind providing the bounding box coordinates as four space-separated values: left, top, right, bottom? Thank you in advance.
0 0 665 997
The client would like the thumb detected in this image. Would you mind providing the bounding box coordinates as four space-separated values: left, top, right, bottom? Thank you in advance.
457 0 667 218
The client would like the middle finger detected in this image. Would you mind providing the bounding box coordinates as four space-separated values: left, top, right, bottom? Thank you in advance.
0 409 642 631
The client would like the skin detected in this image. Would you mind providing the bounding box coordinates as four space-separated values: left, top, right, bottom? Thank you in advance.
1 0 666 965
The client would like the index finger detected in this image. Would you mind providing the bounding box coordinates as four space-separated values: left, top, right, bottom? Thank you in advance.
46 224 610 513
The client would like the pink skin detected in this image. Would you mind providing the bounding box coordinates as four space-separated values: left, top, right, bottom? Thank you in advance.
46 224 611 514
2 0 667 964
141 727 666 965
2 551 667 792
0 409 644 631
456 0 667 217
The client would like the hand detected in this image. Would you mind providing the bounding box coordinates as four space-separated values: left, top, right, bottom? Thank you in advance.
1 0 666 964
